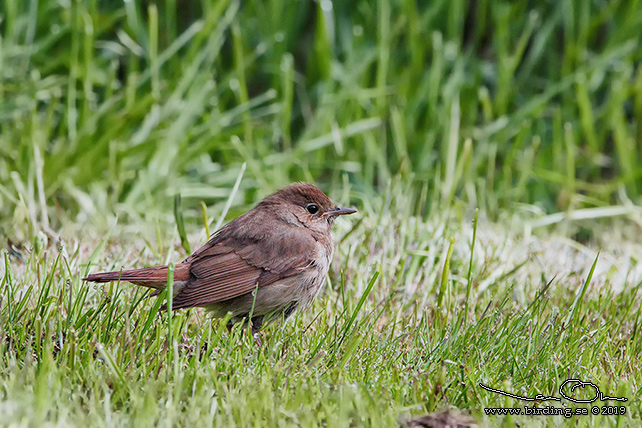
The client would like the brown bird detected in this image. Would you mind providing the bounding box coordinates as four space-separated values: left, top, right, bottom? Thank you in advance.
83 182 356 335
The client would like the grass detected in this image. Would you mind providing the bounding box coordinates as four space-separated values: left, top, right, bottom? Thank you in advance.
2 0 642 426
2 188 642 426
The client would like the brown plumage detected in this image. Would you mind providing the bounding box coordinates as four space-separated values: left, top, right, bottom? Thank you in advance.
83 182 356 334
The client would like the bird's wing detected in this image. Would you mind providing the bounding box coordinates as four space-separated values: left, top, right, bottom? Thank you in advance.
171 226 317 310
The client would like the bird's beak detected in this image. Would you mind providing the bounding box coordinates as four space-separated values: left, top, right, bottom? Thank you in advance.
325 207 357 217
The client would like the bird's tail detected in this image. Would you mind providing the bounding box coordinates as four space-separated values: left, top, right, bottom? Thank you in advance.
83 264 190 289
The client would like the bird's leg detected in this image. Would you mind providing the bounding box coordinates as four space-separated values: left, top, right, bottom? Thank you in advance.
283 302 299 320
250 315 264 346
250 316 264 334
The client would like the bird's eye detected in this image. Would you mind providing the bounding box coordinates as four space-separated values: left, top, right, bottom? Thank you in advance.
306 204 319 214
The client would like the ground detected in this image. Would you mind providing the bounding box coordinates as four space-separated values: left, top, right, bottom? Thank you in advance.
2 204 640 426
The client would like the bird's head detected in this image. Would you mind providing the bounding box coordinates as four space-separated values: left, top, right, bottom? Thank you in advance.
264 182 357 234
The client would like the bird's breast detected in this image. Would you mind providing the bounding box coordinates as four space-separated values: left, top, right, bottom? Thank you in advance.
312 238 333 276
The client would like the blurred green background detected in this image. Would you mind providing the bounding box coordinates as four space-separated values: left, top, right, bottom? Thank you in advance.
2 0 642 234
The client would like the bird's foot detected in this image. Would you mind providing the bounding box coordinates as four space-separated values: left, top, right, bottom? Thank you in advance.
250 315 264 347
253 332 262 347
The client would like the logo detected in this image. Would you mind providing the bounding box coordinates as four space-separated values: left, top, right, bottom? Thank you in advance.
480 379 627 403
